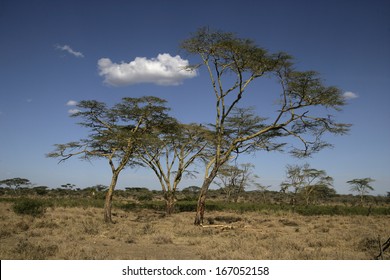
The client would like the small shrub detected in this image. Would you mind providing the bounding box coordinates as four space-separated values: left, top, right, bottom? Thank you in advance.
81 219 100 235
207 217 215 225
35 220 59 229
142 223 155 235
13 239 58 259
215 216 242 224
13 199 47 217
358 237 378 252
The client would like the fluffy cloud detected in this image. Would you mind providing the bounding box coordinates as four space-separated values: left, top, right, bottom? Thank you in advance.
56 44 84 58
66 100 78 106
68 108 80 115
343 91 358 100
66 100 79 114
97 53 198 86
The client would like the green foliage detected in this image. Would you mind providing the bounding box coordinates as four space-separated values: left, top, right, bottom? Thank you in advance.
33 186 48 196
295 205 390 216
3 186 389 218
12 198 48 217
0 178 31 192
182 28 351 225
118 199 390 216
347 177 375 205
136 193 154 201
50 197 104 208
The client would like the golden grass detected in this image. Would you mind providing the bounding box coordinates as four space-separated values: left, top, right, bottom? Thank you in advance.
0 202 389 260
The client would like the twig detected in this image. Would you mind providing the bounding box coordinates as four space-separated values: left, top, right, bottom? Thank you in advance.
375 236 390 260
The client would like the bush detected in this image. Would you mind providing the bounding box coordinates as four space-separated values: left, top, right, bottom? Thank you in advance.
136 193 154 201
176 201 197 212
13 239 58 259
13 198 47 217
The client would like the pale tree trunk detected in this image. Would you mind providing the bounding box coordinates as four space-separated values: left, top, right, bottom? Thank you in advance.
164 191 177 215
194 185 208 225
194 169 218 225
104 171 120 223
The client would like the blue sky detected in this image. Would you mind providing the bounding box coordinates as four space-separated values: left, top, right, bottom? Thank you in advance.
0 0 389 195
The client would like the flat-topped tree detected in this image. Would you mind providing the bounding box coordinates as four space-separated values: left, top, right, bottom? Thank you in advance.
280 163 334 206
347 177 375 205
181 27 351 225
0 178 31 194
214 163 258 203
47 96 173 223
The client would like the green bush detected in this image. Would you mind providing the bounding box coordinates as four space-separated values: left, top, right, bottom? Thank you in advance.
176 201 197 212
13 198 47 217
119 202 139 211
136 193 154 201
50 197 104 208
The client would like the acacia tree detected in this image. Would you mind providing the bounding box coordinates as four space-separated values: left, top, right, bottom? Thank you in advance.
255 183 272 204
280 163 334 205
347 177 375 205
181 27 350 225
0 178 31 194
214 163 257 203
136 122 211 214
47 96 172 223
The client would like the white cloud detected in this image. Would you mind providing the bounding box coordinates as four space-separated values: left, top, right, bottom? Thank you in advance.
66 100 78 106
343 91 358 100
68 109 80 115
97 53 198 86
56 44 84 58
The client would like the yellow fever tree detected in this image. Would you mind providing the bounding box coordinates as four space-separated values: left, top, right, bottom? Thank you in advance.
136 122 211 214
181 27 351 225
47 96 173 223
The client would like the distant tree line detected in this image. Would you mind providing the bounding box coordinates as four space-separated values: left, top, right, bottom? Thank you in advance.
0 172 384 208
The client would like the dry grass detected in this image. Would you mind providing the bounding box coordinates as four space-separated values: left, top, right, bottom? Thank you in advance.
0 202 389 260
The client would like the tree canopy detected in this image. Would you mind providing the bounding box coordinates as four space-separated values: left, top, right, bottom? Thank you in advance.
136 122 212 213
280 163 334 205
347 177 375 204
181 27 350 225
47 96 173 223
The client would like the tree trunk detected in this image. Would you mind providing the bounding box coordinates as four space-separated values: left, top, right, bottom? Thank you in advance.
194 173 216 225
104 171 119 223
164 191 176 215
305 195 310 206
194 188 207 225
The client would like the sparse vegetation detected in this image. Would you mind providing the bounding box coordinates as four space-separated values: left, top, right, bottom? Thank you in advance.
0 174 388 260
12 198 49 217
0 192 389 259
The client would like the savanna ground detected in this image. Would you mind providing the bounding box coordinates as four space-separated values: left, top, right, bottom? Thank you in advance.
1 200 389 260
